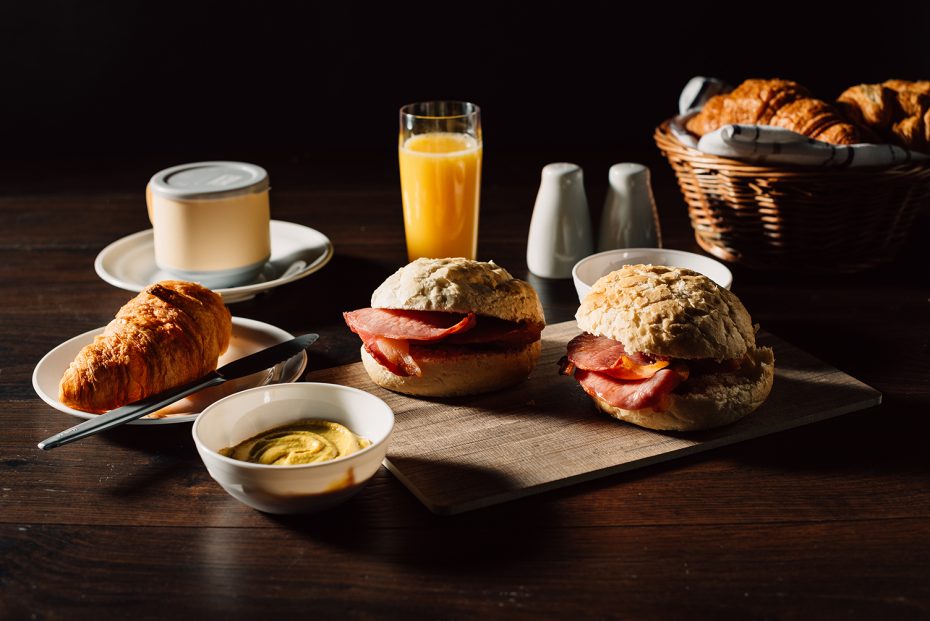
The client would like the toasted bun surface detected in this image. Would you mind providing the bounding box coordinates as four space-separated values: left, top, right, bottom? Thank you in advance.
361 341 541 397
371 257 544 325
591 345 775 431
576 264 755 360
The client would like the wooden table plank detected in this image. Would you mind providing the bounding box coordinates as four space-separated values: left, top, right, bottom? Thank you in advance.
2 520 927 621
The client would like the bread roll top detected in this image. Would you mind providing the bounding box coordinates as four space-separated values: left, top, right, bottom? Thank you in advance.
575 264 755 360
371 257 544 325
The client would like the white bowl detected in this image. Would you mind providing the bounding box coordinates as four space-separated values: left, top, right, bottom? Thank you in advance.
572 248 733 303
192 382 394 514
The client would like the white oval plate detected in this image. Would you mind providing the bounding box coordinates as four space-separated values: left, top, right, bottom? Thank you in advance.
32 317 308 425
94 220 334 303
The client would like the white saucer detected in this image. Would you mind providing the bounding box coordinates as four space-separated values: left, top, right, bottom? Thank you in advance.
94 220 333 303
32 317 308 425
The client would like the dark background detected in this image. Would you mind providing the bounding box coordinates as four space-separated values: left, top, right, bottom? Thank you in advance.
3 1 930 185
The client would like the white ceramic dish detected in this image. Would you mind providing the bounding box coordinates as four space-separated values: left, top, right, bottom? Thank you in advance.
32 317 307 425
572 248 733 302
94 220 333 303
192 383 394 514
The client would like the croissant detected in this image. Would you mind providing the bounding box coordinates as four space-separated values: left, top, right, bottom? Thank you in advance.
59 281 232 413
686 78 861 145
836 84 896 128
883 79 930 96
837 79 930 152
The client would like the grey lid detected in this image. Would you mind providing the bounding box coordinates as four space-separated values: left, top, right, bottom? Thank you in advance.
149 161 269 200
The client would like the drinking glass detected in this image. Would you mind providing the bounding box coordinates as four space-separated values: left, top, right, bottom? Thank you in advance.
398 101 482 261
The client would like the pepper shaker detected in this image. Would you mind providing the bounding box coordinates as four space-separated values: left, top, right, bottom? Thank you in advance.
527 163 593 279
598 163 662 251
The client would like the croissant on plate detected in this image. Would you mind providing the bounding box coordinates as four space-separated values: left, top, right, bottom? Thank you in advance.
59 281 232 413
686 78 862 145
837 79 930 152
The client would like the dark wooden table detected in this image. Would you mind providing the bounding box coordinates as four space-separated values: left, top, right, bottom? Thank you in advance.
2 153 929 620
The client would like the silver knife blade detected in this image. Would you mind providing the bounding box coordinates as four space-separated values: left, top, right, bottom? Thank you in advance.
38 333 319 450
217 333 317 380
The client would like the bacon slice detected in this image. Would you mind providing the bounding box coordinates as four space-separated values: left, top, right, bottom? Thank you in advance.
575 366 687 411
344 308 544 377
566 332 669 380
363 333 420 377
343 308 476 342
344 308 487 378
444 317 543 346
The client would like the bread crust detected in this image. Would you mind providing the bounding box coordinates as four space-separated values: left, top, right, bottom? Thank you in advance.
836 79 930 152
837 84 896 128
361 341 541 397
371 258 544 325
685 78 858 145
59 281 231 413
576 265 755 360
591 345 775 431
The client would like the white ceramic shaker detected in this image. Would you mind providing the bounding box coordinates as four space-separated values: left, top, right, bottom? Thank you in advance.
527 163 593 279
598 163 662 251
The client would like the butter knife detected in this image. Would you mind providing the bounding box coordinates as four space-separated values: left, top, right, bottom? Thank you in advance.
38 333 319 450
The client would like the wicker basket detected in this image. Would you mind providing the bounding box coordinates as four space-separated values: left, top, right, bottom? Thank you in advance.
654 119 930 272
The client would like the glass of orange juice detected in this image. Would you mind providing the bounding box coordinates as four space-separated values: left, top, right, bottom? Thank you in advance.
398 101 482 261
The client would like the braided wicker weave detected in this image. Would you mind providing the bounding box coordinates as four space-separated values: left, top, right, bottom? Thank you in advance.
654 120 930 272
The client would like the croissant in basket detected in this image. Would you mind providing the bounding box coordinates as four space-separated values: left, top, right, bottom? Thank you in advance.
686 78 862 145
59 281 232 413
837 79 930 153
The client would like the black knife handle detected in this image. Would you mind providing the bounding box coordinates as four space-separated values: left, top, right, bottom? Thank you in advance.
38 373 225 450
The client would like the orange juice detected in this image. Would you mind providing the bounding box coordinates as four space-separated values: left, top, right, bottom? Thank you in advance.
398 132 482 260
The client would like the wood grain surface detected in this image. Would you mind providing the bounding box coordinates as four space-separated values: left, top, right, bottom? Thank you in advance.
3 156 929 620
309 322 881 514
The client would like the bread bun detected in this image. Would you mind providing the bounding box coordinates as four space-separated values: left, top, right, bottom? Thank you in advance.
589 345 775 431
571 264 774 431
361 341 541 397
576 264 755 360
358 258 544 397
371 257 544 325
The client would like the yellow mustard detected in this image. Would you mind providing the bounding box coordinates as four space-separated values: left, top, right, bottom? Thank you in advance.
219 420 370 466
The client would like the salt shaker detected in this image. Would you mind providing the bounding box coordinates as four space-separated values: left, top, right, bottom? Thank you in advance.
598 163 662 251
527 163 593 279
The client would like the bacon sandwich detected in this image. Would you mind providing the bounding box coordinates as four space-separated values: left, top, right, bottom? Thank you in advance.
344 257 545 397
561 264 774 431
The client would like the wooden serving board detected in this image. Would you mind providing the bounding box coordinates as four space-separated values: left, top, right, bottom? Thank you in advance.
307 321 881 515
